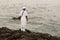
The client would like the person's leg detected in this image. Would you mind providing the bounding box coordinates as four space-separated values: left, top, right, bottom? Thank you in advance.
21 24 26 31
21 17 27 31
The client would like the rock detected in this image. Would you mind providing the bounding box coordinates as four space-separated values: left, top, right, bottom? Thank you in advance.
0 27 60 40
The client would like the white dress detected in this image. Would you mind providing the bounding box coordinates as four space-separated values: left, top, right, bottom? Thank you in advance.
19 10 28 31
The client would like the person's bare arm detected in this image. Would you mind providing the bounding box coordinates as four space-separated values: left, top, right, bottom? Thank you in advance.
26 16 28 21
18 16 21 20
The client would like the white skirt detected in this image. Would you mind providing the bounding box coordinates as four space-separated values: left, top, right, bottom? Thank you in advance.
21 16 27 31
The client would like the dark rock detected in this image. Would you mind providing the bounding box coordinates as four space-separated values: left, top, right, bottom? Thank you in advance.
0 27 60 40
0 27 12 33
50 36 60 40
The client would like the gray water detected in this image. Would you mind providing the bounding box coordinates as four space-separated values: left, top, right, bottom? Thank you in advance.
0 0 60 36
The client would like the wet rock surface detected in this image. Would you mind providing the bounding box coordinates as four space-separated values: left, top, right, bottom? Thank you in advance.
0 27 60 40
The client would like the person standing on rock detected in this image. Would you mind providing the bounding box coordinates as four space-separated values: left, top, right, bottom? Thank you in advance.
19 7 28 31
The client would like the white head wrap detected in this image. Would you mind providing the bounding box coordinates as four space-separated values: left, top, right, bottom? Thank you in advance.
22 7 26 9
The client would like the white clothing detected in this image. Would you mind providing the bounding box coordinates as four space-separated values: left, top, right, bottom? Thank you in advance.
22 7 26 9
19 10 28 17
19 10 28 31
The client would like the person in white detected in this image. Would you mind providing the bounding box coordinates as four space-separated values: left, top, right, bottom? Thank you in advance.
19 7 28 31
